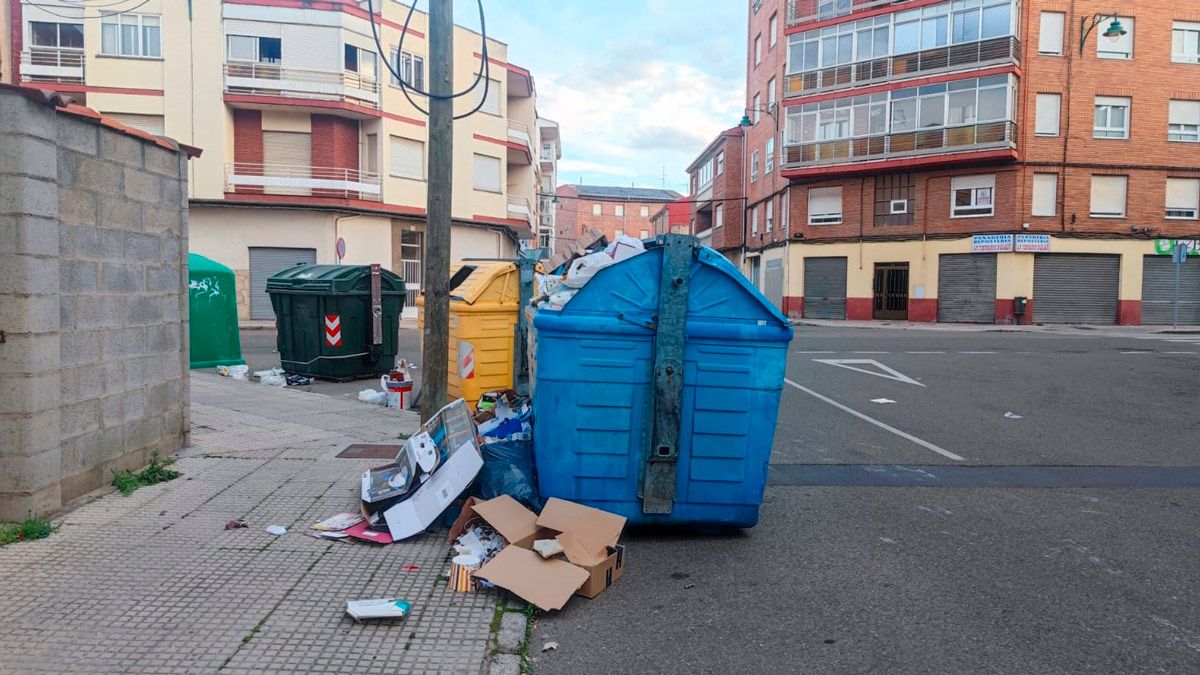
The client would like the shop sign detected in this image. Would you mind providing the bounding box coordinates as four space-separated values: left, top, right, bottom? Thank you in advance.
1155 239 1200 256
1014 234 1051 252
972 234 1013 252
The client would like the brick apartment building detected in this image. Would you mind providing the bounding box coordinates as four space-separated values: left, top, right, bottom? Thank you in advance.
687 128 748 255
553 184 682 258
689 0 1200 325
650 198 694 237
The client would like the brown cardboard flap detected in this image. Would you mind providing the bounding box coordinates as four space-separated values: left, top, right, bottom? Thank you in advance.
536 498 626 559
555 531 606 567
470 495 540 546
474 546 589 611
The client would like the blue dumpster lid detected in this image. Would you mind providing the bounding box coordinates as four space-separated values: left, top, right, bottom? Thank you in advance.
546 244 792 331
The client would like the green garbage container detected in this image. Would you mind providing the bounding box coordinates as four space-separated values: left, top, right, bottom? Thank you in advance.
188 253 245 369
267 264 405 381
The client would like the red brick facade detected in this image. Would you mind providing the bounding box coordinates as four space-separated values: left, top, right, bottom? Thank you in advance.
744 0 790 253
231 109 263 195
311 114 360 199
554 185 682 256
687 128 746 251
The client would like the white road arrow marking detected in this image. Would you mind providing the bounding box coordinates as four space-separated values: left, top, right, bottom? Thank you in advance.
812 358 926 387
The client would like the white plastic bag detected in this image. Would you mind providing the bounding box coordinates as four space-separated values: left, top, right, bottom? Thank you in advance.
605 234 645 263
564 252 613 289
358 389 388 405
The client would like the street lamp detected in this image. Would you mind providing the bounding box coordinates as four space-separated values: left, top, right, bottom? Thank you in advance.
1080 13 1127 55
739 103 779 130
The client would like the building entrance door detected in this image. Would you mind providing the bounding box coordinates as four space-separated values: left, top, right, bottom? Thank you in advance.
873 262 909 320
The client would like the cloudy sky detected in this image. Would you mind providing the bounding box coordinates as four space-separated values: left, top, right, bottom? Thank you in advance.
459 1 749 193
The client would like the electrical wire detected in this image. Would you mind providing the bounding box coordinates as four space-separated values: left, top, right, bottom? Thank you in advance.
365 0 492 120
23 0 153 20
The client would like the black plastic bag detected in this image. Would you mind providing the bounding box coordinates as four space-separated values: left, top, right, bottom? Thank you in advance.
478 440 541 511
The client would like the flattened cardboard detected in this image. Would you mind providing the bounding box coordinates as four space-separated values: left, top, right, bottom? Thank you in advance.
474 546 590 611
555 531 606 567
344 521 394 545
383 441 483 540
468 494 545 548
536 498 626 562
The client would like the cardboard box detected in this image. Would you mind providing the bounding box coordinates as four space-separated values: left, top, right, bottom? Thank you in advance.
456 495 627 611
383 440 483 540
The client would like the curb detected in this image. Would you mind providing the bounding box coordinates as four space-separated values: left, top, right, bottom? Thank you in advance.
486 603 532 675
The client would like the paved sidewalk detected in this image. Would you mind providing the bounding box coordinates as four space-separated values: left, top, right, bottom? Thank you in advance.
0 374 499 674
793 318 1200 336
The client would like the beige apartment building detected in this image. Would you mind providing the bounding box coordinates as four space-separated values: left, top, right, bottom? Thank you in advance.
2 0 544 319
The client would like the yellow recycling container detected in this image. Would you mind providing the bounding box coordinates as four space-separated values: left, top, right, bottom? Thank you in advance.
417 260 530 410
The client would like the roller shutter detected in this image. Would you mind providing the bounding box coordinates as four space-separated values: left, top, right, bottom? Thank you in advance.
1141 255 1200 325
249 247 316 320
803 257 847 319
763 258 784 311
937 254 996 323
1032 254 1119 324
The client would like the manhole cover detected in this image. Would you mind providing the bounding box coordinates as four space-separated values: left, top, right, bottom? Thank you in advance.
336 444 402 460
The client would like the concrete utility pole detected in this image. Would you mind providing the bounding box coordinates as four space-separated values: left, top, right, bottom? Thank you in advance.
420 0 453 421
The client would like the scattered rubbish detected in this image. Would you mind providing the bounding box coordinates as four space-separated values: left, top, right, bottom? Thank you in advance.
1003 411 1024 419
533 538 564 559
345 598 411 623
451 495 627 611
264 524 287 536
217 364 249 380
254 367 287 387
307 531 351 541
606 234 646 264
312 513 364 532
224 519 247 530
448 554 482 592
542 641 559 652
285 374 313 387
683 583 695 589
358 389 388 406
870 398 897 404
344 520 394 545
381 368 414 409
402 564 419 572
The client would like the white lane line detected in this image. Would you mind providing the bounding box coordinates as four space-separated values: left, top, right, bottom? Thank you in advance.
796 350 837 354
1120 351 1151 355
960 351 997 354
785 378 964 462
1164 351 1198 355
907 351 945 354
853 351 890 354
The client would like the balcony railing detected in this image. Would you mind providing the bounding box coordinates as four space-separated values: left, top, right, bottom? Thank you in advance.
21 48 85 83
788 0 917 28
225 163 381 201
507 196 533 224
223 62 380 109
783 120 1017 168
786 36 1020 98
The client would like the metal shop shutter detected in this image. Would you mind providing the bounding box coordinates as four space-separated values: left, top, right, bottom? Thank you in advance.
1141 255 1200 325
803 257 847 319
1032 254 1120 324
937 253 996 323
763 258 784 311
249 247 317 320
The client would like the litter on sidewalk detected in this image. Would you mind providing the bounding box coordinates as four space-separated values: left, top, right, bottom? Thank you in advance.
345 598 411 623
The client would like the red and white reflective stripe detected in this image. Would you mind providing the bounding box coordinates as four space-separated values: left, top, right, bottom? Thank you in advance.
325 315 343 347
458 341 475 380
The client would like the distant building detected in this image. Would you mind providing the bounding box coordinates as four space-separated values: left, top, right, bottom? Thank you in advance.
554 184 682 258
686 127 745 256
537 118 561 252
650 198 693 237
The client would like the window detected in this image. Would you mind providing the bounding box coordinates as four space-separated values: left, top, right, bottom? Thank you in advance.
751 150 760 181
715 204 724 229
614 204 624 217
808 187 842 224
640 229 649 239
766 199 774 232
1032 173 1058 217
363 133 378 175
1096 16 1133 60
472 154 501 192
890 200 909 214
30 21 83 50
751 206 760 234
1169 100 1200 142
101 13 160 57
614 229 624 237
1093 97 1130 139
767 77 777 112
769 13 778 47
875 173 915 226
1035 93 1061 136
753 93 762 123
817 0 852 20
716 151 725 175
228 35 281 63
389 136 424 180
344 45 377 82
1166 178 1200 220
755 35 762 66
951 175 995 217
592 204 602 216
1039 12 1065 55
477 78 502 116
697 157 714 188
1175 22 1200 64
640 206 649 217
765 138 775 173
103 113 165 136
391 50 425 89
1090 175 1128 218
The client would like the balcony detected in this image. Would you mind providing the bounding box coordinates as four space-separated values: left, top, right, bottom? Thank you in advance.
223 62 380 110
225 163 381 201
507 196 533 224
506 121 534 165
783 120 1017 169
788 0 914 28
786 37 1020 99
21 48 85 84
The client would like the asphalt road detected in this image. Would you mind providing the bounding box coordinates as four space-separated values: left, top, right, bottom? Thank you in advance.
531 325 1200 674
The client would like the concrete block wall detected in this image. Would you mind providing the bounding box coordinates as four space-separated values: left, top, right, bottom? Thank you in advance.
0 88 191 520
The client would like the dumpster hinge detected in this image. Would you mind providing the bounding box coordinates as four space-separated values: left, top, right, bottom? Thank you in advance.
641 234 694 515
369 263 383 361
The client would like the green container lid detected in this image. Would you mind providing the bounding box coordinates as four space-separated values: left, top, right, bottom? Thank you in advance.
266 264 406 295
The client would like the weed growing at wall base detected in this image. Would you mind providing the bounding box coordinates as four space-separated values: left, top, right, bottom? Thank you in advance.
0 518 54 547
112 452 181 496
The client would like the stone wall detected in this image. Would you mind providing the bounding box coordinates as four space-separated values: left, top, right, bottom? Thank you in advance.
0 88 192 520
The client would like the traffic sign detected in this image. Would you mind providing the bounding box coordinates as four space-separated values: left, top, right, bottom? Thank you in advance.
1174 243 1189 265
336 237 347 260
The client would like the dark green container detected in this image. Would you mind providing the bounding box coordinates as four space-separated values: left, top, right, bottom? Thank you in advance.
188 253 246 369
267 264 405 381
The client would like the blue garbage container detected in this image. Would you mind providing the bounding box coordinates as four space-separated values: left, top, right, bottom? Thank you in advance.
532 237 793 528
